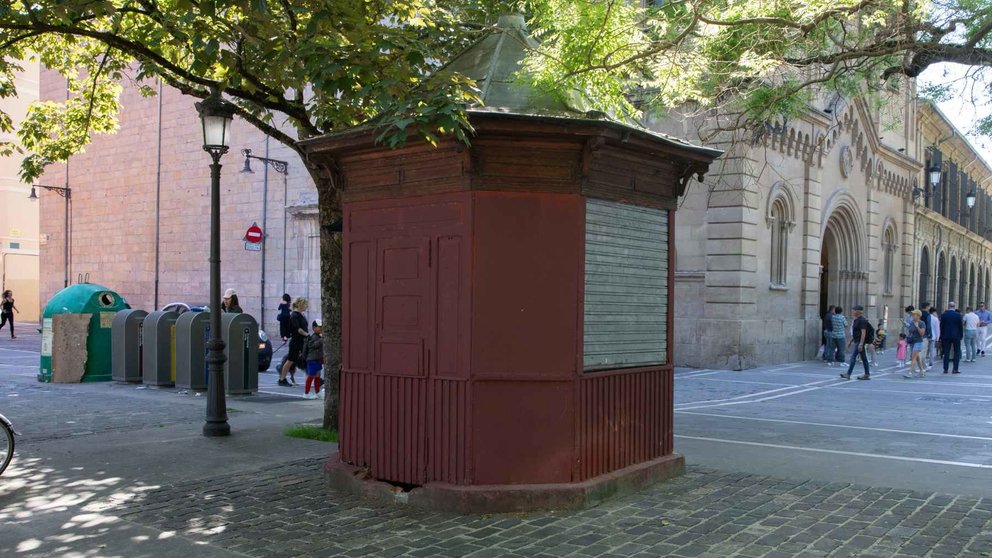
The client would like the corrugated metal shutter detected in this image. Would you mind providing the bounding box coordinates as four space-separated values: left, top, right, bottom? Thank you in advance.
584 199 668 371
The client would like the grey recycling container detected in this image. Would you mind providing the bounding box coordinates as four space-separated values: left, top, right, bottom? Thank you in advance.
222 312 259 395
111 309 147 383
175 310 211 391
142 310 179 386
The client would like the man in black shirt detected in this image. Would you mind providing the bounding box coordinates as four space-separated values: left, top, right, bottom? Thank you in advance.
841 305 871 380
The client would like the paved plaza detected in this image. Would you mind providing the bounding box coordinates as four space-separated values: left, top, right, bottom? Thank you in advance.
3 328 992 557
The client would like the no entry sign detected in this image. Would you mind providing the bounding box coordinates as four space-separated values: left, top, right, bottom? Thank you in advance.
245 223 263 243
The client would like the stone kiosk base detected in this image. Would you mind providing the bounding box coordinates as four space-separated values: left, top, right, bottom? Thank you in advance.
324 452 686 514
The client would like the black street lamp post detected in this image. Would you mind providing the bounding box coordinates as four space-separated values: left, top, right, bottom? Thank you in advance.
196 88 237 438
28 184 71 288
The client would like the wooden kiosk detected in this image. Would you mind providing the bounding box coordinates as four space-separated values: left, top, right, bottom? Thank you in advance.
304 15 721 512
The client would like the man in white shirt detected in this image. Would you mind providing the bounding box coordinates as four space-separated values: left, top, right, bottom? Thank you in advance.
964 307 981 362
976 302 992 356
929 307 941 367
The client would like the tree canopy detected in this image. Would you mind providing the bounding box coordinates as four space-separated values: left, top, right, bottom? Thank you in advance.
3 1 992 181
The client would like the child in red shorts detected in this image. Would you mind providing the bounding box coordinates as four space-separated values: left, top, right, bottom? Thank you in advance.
303 320 323 399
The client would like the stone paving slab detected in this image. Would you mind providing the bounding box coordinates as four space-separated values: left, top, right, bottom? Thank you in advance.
113 459 992 558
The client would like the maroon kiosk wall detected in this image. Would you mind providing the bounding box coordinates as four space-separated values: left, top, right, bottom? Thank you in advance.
314 115 716 490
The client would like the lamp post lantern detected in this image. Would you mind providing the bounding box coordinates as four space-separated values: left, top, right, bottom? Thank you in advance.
196 88 237 438
28 184 71 288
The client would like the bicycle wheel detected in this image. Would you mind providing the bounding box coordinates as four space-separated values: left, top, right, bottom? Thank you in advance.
0 419 13 476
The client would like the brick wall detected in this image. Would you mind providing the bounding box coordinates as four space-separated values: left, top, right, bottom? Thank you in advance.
39 70 323 337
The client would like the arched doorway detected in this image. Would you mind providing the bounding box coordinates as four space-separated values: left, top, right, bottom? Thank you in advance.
969 263 977 309
982 267 992 308
919 247 931 305
936 253 947 310
820 205 866 314
960 262 968 307
949 257 958 307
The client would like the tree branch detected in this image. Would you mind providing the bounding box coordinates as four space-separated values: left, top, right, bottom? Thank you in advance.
0 20 318 135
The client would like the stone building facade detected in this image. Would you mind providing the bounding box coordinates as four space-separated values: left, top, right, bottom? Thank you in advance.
656 91 923 369
37 70 322 336
914 103 992 314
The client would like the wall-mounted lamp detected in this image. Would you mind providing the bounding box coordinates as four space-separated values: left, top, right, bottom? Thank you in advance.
241 148 288 175
29 184 72 288
967 191 977 209
929 165 942 187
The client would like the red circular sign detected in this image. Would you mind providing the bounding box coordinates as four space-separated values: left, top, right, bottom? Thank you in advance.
245 224 263 243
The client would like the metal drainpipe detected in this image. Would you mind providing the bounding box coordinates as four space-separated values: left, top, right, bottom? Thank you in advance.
154 79 163 309
260 136 270 329
282 172 288 297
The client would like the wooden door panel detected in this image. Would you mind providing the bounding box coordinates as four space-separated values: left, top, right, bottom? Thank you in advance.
376 237 431 377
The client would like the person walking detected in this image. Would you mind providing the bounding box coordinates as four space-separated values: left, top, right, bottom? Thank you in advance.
279 297 309 387
901 305 915 366
940 302 964 374
930 307 942 360
904 310 927 379
277 293 292 342
820 305 834 361
0 290 18 339
964 306 980 363
841 305 872 380
222 288 243 313
873 320 886 355
976 302 991 357
826 306 847 366
303 319 324 399
919 302 933 368
895 333 907 366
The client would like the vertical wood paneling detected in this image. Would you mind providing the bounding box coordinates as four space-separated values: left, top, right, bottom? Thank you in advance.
363 375 431 485
430 379 468 484
577 367 674 481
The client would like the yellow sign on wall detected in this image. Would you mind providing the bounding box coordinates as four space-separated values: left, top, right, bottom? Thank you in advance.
8 228 20 237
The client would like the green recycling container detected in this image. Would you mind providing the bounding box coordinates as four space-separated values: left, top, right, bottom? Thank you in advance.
39 284 130 382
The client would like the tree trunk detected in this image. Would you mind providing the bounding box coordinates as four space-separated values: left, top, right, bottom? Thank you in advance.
310 169 342 432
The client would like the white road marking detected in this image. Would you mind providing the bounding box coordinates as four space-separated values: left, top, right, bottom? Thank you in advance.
0 348 40 355
682 378 794 387
676 410 992 442
676 435 992 469
256 389 312 399
676 369 713 376
677 370 723 378
675 378 838 408
677 365 901 410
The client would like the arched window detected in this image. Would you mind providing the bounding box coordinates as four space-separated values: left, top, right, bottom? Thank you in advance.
766 183 796 288
882 225 897 295
969 263 977 309
949 257 958 306
960 263 968 307
937 253 947 310
769 199 789 286
919 246 930 305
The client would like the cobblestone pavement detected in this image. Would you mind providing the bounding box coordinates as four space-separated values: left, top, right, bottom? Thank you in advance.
6 325 992 557
113 458 992 558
